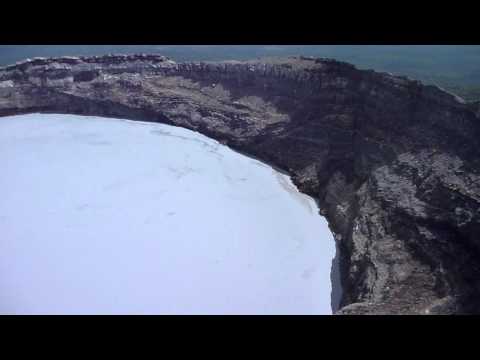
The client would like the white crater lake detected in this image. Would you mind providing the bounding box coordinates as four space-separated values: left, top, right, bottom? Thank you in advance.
0 113 336 315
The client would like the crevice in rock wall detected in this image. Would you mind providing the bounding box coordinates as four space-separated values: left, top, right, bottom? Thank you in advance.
330 243 343 313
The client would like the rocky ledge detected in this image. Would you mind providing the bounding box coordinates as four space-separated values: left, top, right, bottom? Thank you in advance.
1 54 479 314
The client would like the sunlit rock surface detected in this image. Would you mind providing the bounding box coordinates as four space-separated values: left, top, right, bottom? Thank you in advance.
0 114 335 315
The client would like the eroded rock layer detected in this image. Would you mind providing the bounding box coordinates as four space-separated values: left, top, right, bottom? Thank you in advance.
1 54 479 314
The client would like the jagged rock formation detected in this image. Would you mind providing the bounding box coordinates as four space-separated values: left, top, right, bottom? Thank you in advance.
1 54 479 314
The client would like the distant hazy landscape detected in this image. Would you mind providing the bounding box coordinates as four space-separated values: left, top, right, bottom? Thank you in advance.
1 45 480 101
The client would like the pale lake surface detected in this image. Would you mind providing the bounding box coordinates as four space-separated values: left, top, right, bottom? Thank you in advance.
0 113 337 314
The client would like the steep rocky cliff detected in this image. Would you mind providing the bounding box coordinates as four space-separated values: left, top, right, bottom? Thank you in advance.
1 54 479 314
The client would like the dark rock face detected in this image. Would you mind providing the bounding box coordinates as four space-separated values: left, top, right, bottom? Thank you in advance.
1 54 479 314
